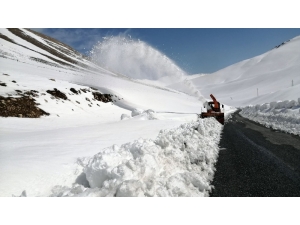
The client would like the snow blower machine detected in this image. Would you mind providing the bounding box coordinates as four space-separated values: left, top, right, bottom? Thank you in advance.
200 94 224 125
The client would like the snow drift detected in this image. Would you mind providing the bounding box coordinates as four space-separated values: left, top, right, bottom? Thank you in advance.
50 118 223 197
240 98 300 136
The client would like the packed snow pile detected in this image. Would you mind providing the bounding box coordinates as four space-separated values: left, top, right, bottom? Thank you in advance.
240 98 300 136
50 118 223 197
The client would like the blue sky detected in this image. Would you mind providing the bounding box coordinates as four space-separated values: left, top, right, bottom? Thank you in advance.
33 28 300 75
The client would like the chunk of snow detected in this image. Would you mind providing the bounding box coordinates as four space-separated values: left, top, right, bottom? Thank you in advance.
12 190 27 197
131 108 143 117
121 114 131 120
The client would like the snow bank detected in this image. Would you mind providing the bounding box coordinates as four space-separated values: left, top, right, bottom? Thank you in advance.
50 118 223 197
240 99 300 136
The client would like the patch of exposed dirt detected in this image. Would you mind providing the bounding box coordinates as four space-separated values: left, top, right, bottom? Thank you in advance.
22 90 39 97
6 29 75 68
46 88 68 100
0 95 49 118
27 90 38 94
8 28 78 65
80 88 90 93
27 29 86 59
92 92 113 103
0 33 15 44
8 29 95 72
0 49 15 59
70 88 79 94
30 57 62 68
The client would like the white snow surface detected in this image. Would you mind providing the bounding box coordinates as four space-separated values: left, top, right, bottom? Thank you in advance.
2 28 299 197
179 36 300 107
0 28 223 197
240 99 300 136
50 118 222 197
183 35 300 137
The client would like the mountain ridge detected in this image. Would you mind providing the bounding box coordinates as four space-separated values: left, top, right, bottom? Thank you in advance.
186 35 300 106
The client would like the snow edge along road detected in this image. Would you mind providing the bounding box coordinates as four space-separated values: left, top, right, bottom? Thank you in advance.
49 118 223 197
240 99 300 136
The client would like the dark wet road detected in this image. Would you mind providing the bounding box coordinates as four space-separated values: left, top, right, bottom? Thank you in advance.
210 111 300 197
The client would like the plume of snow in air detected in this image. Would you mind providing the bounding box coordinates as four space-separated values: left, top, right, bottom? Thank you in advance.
89 35 205 102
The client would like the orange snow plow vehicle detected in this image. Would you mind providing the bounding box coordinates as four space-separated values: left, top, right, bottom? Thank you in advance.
200 94 224 125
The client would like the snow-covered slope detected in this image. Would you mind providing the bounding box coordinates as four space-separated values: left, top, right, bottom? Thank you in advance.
182 36 300 136
3 28 299 197
0 28 223 197
184 36 300 107
0 29 206 113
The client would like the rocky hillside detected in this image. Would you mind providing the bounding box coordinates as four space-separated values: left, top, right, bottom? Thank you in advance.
0 28 126 118
0 28 126 78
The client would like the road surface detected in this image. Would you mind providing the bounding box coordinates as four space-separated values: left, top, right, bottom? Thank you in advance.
210 111 300 197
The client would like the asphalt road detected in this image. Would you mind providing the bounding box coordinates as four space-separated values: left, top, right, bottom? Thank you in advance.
210 111 300 197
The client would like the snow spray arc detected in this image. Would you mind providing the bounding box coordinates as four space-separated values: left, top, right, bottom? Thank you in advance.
89 35 205 103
